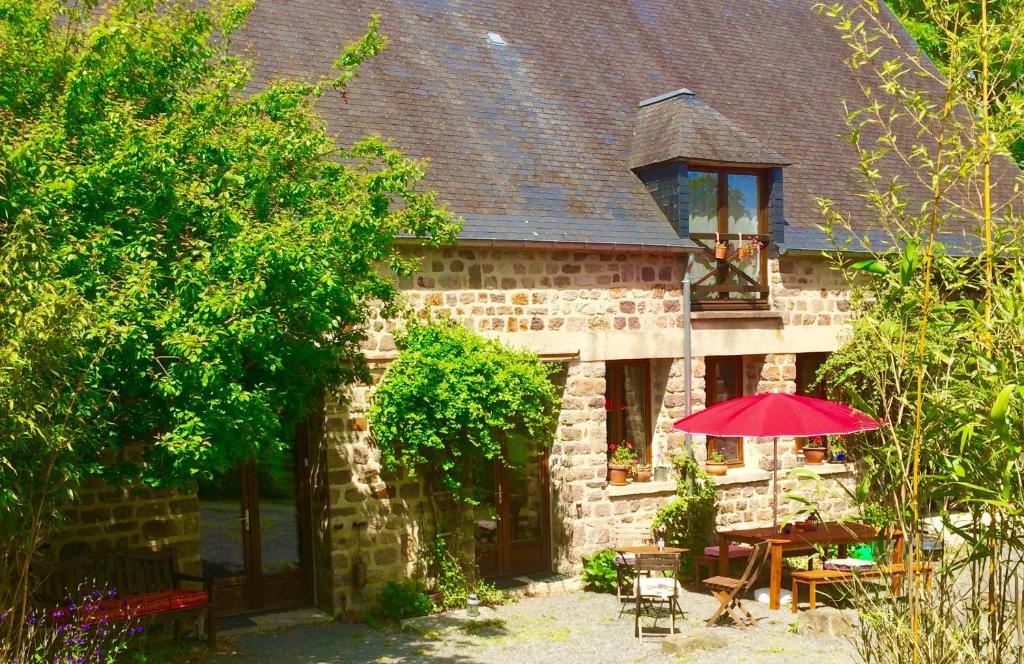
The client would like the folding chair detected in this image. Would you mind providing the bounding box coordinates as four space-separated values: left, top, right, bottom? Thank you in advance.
634 552 684 641
614 523 654 605
702 541 770 628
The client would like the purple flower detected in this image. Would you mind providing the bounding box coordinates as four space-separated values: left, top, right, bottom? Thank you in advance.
27 616 37 625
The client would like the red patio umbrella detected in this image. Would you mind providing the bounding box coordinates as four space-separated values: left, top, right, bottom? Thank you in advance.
672 392 881 526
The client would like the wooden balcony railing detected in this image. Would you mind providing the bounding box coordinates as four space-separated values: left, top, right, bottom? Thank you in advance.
689 232 770 310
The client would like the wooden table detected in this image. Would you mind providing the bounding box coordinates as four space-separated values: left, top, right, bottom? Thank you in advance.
617 545 687 556
717 522 902 610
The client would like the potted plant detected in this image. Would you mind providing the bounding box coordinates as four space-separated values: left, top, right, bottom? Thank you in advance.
706 450 728 476
737 238 764 260
714 240 729 259
802 436 828 465
633 464 653 482
828 436 847 463
607 441 637 486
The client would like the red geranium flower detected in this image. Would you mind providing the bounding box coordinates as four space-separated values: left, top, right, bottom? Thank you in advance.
625 440 634 449
608 443 617 452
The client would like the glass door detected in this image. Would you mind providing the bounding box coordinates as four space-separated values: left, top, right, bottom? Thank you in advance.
198 430 312 615
473 434 551 578
502 432 549 576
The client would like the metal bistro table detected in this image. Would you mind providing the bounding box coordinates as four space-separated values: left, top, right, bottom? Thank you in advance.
717 522 902 610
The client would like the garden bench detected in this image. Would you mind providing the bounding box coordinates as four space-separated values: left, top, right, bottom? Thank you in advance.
36 549 216 647
790 562 933 612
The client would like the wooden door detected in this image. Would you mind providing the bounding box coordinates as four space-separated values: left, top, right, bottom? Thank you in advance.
197 427 313 615
473 434 551 578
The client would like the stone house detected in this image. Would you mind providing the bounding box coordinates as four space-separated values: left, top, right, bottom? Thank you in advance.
48 0 967 618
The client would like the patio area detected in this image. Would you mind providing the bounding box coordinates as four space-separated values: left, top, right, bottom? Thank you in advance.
207 590 858 664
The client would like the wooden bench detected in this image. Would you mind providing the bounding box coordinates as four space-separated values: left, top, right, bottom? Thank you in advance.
36 550 216 647
790 562 932 612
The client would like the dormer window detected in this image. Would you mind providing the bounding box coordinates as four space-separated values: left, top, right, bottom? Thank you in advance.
688 168 769 309
629 89 788 311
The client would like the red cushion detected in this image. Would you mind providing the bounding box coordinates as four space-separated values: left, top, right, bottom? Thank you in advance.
704 545 753 558
123 589 208 617
123 591 172 617
166 589 209 609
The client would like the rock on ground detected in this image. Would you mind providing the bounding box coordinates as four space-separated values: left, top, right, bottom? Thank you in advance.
662 628 729 654
797 606 856 638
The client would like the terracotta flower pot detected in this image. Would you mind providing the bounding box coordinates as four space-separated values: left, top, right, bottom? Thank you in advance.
608 464 630 486
706 461 728 476
715 244 728 259
634 469 652 482
803 447 828 465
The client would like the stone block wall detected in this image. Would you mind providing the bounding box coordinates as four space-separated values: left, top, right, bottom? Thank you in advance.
312 246 863 609
377 247 688 349
319 367 433 613
47 479 200 574
772 254 853 327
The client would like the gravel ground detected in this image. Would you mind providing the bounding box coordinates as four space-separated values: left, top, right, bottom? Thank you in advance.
207 590 859 664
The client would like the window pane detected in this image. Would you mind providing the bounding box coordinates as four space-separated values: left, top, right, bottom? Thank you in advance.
708 358 742 404
727 174 759 235
709 437 743 464
707 358 743 465
606 363 650 465
688 171 718 234
256 451 301 574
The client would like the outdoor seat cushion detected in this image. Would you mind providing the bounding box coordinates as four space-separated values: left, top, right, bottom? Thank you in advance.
637 577 683 598
702 545 753 559
614 552 636 566
124 589 209 617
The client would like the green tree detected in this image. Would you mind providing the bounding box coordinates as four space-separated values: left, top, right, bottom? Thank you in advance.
0 0 458 646
886 0 1024 164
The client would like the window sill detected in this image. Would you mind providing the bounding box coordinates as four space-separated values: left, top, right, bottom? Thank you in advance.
606 480 677 498
711 463 853 487
794 462 854 477
690 310 783 321
711 468 771 486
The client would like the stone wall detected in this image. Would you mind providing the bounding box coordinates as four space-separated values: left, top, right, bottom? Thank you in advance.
47 480 200 574
319 367 433 613
310 246 861 612
772 254 853 327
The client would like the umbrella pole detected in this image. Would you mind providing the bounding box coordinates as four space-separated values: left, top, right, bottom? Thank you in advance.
773 437 779 529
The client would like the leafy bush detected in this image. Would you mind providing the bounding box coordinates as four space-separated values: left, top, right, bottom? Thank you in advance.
652 454 717 580
421 535 508 610
581 548 621 593
368 580 433 625
369 319 561 502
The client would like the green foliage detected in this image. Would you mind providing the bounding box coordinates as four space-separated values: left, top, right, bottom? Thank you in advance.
884 0 1024 164
817 3 1024 657
421 536 507 610
368 580 433 625
581 548 621 593
608 444 637 466
0 0 457 643
652 454 718 580
368 319 560 501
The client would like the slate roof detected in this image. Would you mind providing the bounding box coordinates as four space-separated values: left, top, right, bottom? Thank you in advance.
630 89 790 171
234 0 1009 251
